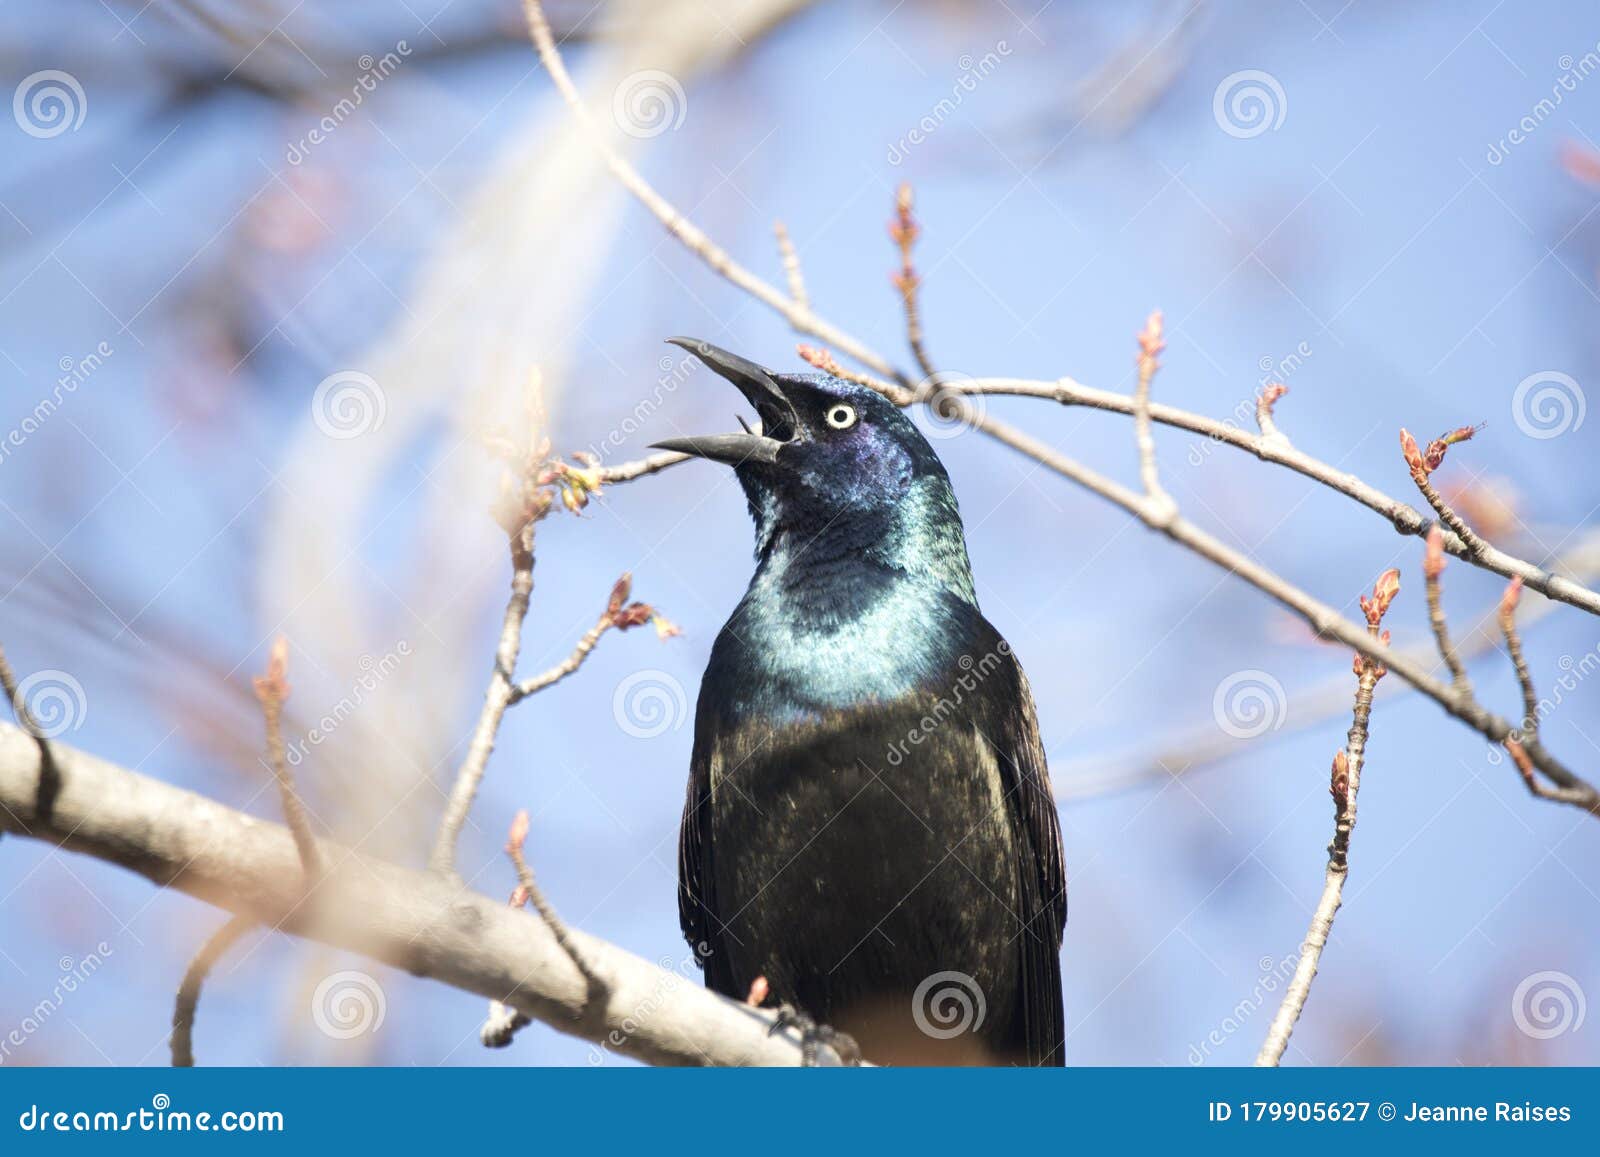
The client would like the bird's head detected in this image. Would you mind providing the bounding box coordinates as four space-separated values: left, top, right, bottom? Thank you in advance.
653 338 975 599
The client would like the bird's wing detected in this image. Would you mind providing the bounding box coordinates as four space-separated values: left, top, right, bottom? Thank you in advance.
966 613 1068 1065
678 692 739 996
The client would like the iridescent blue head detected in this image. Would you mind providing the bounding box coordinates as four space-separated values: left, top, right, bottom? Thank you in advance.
653 338 977 605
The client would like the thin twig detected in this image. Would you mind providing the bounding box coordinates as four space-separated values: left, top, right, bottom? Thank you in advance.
952 379 1600 618
1422 526 1472 697
889 183 937 380
1132 310 1176 524
253 636 319 875
508 808 606 1000
1257 569 1397 1066
1505 739 1600 812
1401 426 1489 558
509 574 676 705
519 0 1598 815
482 807 610 1047
170 912 254 1066
1255 382 1289 443
429 520 537 878
596 449 687 485
1498 577 1539 743
773 220 807 308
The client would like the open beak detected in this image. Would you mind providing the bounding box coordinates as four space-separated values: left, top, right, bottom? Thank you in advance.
650 337 792 467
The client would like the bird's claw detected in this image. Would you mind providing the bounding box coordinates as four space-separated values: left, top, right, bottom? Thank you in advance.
768 1003 861 1067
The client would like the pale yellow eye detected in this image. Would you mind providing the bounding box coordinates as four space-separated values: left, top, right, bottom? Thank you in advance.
824 404 857 430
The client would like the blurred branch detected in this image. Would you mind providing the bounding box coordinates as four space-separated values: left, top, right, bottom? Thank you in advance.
1256 570 1397 1066
170 914 254 1067
0 722 842 1067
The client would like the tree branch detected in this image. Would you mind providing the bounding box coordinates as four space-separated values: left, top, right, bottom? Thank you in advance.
0 722 837 1067
1257 570 1397 1065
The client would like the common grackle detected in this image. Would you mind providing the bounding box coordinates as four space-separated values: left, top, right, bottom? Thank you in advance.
654 339 1066 1066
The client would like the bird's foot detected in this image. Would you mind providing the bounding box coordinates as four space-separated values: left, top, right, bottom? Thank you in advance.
769 1004 862 1067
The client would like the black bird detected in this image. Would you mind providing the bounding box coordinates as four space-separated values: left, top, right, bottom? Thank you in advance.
654 339 1066 1066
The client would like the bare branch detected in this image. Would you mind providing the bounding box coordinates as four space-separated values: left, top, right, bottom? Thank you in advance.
1401 426 1489 558
958 379 1600 617
773 220 807 308
170 914 254 1067
1257 569 1398 1065
1498 577 1539 743
1132 310 1176 524
1255 382 1289 443
253 635 320 875
429 520 537 878
1422 526 1472 697
889 183 937 380
510 573 676 704
0 723 839 1067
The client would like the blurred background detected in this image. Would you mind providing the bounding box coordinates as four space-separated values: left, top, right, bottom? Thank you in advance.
2 0 1598 1067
